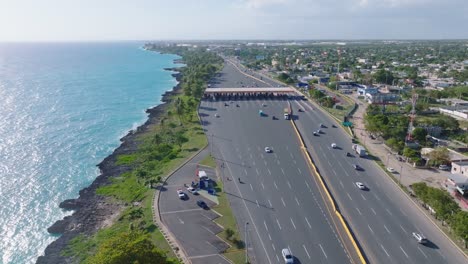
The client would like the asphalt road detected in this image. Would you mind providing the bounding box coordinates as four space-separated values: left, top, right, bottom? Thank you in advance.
290 97 467 264
200 97 354 264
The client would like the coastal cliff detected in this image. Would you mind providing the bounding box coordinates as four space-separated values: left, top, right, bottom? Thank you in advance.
37 71 182 264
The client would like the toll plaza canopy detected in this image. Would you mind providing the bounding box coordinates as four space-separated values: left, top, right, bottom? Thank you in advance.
204 87 296 95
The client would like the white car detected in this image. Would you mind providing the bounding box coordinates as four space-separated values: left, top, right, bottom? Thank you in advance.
281 248 294 264
187 187 198 195
412 232 428 244
356 182 366 190
331 143 337 149
313 131 318 136
177 189 186 199
264 147 272 153
386 167 396 173
214 113 219 118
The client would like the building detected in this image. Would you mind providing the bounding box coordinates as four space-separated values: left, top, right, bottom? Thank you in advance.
366 93 400 104
452 161 468 176
438 106 468 120
357 86 378 95
419 126 442 137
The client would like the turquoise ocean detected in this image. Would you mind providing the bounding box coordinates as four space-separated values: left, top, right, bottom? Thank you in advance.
0 42 179 264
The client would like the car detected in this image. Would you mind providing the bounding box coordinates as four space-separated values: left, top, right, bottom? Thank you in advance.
412 232 428 244
319 123 324 128
317 129 322 134
298 108 304 112
313 131 318 136
332 124 337 128
197 200 209 210
356 182 366 190
187 186 198 195
386 167 396 173
214 113 219 118
331 143 337 149
353 164 362 170
177 189 186 199
264 147 272 153
438 164 451 171
262 103 266 107
281 248 294 264
346 152 352 157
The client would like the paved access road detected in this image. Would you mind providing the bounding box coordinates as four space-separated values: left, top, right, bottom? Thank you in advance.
290 99 468 264
200 97 354 264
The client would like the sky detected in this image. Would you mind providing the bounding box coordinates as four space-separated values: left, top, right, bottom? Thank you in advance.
0 0 467 41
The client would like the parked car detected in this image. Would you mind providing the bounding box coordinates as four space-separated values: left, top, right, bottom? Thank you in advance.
197 200 209 210
331 143 337 149
281 248 294 264
187 187 198 195
438 164 451 171
386 167 396 173
313 131 318 136
264 147 272 153
177 189 186 200
353 164 362 170
214 113 219 118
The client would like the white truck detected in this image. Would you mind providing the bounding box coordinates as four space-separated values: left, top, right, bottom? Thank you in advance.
352 144 366 157
284 108 291 120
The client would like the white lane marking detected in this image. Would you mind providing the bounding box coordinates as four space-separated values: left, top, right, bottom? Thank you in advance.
373 193 381 201
281 168 285 175
356 208 362 215
290 152 294 159
298 168 302 174
272 243 276 251
400 208 407 216
319 244 328 259
276 219 282 230
286 145 289 150
332 169 338 176
384 225 391 234
261 182 265 189
305 181 311 190
287 181 292 189
256 168 260 175
202 226 215 235
268 200 272 208
303 245 311 259
264 221 269 231
417 247 428 259
276 255 280 262
250 184 253 191
370 208 377 215
264 160 267 166
250 153 253 159
380 244 390 257
268 168 272 175
252 160 256 166
293 159 297 164
437 250 446 259
256 200 260 207
261 153 264 159
368 225 374 234
290 218 296 229
274 181 279 190
295 196 300 205
277 160 280 165
244 169 248 175
400 225 407 233
178 217 185 224
386 208 393 216
305 217 312 229
361 194 367 201
268 233 272 240
344 170 350 177
340 180 344 188
400 246 409 258
347 193 353 201
281 197 286 207
327 160 332 166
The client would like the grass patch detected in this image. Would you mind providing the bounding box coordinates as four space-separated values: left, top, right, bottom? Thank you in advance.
115 154 137 165
199 154 216 168
96 173 147 202
212 180 247 263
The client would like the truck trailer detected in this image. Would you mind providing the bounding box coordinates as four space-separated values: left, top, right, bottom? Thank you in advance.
352 144 366 157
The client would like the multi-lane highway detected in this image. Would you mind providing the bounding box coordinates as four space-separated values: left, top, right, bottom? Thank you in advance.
290 98 468 264
200 59 467 264
200 97 353 264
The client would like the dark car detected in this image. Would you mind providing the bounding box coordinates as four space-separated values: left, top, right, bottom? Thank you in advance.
353 164 362 170
197 200 209 210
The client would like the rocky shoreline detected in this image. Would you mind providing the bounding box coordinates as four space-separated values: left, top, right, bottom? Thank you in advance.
37 66 183 264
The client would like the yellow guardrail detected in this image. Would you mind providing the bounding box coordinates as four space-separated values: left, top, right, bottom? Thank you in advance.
289 114 366 264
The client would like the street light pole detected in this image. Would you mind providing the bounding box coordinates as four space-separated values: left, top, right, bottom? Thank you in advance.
245 222 249 264
399 165 403 185
387 153 391 166
210 133 214 156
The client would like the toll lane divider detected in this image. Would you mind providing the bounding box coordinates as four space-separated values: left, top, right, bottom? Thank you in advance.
289 107 366 264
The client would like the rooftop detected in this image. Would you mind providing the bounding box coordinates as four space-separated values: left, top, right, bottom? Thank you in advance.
452 161 468 166
204 87 296 94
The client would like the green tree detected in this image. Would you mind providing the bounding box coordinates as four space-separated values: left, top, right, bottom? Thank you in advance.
374 69 395 85
411 128 427 143
153 134 163 146
174 131 188 149
452 211 468 248
428 147 450 165
86 231 173 264
403 147 419 159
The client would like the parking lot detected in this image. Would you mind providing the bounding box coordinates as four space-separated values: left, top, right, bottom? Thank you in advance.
158 148 230 264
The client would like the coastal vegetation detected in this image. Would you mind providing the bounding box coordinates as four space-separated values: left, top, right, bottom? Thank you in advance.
63 46 223 263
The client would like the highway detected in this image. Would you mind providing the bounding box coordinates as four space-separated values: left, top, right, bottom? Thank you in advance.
200 97 353 264
290 98 468 264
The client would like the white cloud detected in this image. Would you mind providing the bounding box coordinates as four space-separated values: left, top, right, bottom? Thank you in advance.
242 0 290 8
357 0 434 7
